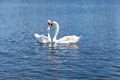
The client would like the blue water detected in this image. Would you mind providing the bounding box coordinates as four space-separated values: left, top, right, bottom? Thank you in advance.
0 0 120 80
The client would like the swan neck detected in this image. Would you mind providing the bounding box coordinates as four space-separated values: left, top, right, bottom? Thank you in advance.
48 32 51 42
53 22 59 41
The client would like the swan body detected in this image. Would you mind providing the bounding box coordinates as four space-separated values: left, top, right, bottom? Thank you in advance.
34 20 52 43
34 33 51 43
54 35 80 43
49 21 81 43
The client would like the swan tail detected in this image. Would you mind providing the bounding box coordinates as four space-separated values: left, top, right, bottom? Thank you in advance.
79 35 82 39
34 33 41 38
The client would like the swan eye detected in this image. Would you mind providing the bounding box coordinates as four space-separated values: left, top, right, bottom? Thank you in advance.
48 22 51 25
48 23 53 26
51 23 53 26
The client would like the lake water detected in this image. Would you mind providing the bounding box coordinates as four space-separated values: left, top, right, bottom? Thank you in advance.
0 0 120 80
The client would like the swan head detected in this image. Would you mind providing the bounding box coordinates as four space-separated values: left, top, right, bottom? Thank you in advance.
51 21 59 27
47 20 59 32
48 20 51 24
47 20 52 32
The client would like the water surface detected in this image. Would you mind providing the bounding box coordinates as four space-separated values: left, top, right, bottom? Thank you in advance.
0 0 120 80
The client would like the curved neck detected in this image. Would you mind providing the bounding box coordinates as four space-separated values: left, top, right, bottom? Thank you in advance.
53 22 59 41
48 32 51 43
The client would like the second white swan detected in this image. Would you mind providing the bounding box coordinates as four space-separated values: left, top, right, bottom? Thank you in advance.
34 20 52 43
47 20 81 43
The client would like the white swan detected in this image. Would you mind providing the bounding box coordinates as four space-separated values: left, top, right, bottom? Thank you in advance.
34 20 52 43
48 21 81 43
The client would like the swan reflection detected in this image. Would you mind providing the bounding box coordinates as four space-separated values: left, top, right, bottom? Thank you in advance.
35 41 80 50
48 43 80 50
34 41 80 80
46 43 80 80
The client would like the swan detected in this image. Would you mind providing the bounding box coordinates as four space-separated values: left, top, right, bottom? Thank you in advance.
47 20 81 43
34 20 52 43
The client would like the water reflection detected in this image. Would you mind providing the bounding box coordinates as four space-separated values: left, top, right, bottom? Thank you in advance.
34 40 81 79
46 43 80 79
35 41 80 50
51 43 79 49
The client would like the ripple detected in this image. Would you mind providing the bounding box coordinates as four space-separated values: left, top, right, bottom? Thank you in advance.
0 1 120 80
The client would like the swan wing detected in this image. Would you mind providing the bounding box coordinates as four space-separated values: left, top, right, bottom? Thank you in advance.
34 33 48 43
57 35 80 43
